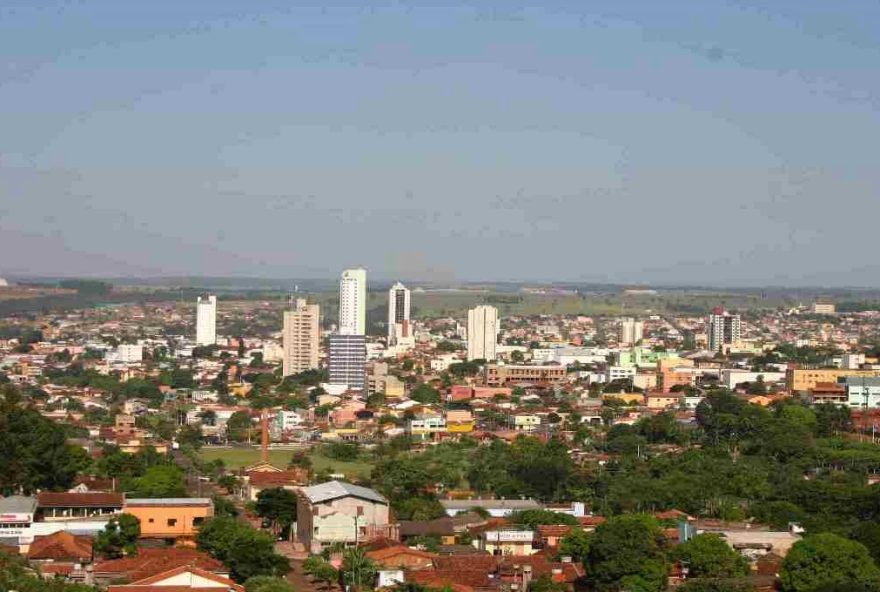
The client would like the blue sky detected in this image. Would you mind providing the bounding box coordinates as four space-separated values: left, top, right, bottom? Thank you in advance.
1 1 878 285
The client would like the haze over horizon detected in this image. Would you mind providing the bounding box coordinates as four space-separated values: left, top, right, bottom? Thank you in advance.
2 1 879 286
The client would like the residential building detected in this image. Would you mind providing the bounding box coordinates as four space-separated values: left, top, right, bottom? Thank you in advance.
108 344 143 363
108 566 244 591
618 317 644 346
37 492 123 521
124 498 213 539
27 531 94 585
840 376 880 409
467 305 498 362
328 334 367 390
338 268 367 336
274 409 305 433
387 281 411 344
841 353 866 370
440 498 543 517
407 412 447 439
707 307 741 352
721 370 786 390
296 481 391 554
282 298 320 376
478 527 539 556
94 547 228 587
514 413 542 432
811 301 836 315
484 363 566 386
195 295 217 346
606 365 637 384
786 367 880 393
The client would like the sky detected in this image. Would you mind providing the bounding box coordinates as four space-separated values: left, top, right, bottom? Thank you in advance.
1 1 879 286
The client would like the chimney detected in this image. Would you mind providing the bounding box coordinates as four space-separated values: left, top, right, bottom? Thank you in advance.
260 408 269 463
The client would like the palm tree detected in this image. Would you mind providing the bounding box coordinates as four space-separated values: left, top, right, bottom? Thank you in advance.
342 547 377 591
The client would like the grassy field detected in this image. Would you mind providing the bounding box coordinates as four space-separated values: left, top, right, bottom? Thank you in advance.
199 447 374 480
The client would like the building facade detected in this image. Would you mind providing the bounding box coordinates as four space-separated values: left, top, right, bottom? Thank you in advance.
467 305 498 362
618 317 644 346
707 307 741 352
296 481 391 554
387 282 411 344
282 298 320 376
195 295 217 346
338 268 367 336
484 363 566 386
328 334 367 391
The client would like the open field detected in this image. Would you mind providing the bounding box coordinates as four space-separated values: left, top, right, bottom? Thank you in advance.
200 447 374 480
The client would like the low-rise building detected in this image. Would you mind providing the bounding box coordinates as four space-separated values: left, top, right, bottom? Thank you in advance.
124 498 213 540
485 364 566 386
296 481 392 554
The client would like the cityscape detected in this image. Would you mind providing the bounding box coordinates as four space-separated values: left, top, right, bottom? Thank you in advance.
2 2 880 592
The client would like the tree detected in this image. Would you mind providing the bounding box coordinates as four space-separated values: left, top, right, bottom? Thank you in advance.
342 546 378 591
198 409 218 426
128 465 186 498
255 487 298 535
197 516 290 582
0 387 92 494
227 410 254 442
410 383 441 404
244 576 295 592
94 514 140 559
304 557 339 590
781 533 880 592
509 509 579 528
673 533 748 579
324 441 360 462
558 528 591 563
587 514 667 592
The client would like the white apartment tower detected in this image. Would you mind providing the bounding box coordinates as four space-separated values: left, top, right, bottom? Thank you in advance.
338 268 367 335
618 317 644 346
387 282 411 344
195 295 217 345
282 298 321 377
707 307 741 352
467 305 498 362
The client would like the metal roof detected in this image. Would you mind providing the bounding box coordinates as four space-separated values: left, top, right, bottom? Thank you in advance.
302 481 387 505
440 499 543 510
0 495 37 515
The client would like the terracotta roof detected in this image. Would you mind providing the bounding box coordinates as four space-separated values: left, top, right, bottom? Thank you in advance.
38 492 124 508
409 568 489 591
366 545 436 566
27 531 92 562
433 555 497 573
94 547 226 582
110 565 244 591
248 470 308 487
536 525 573 538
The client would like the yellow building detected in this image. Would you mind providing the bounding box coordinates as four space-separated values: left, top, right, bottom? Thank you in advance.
786 368 880 393
124 498 213 540
602 392 645 405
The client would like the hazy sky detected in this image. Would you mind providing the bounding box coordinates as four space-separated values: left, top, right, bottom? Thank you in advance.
1 1 878 285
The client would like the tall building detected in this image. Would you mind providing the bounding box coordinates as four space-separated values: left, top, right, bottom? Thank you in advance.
387 282 411 344
707 307 741 352
282 298 320 377
195 295 217 346
618 317 644 346
467 305 498 362
338 268 367 335
328 334 366 390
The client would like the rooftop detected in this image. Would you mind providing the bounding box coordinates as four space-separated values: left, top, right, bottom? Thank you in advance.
302 481 387 505
125 498 212 507
0 495 37 515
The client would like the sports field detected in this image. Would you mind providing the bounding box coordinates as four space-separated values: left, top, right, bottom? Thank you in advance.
199 447 374 480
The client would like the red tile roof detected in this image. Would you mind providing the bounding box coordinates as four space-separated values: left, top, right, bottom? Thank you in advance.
94 547 226 582
108 565 244 591
37 492 124 508
247 470 308 487
27 531 93 562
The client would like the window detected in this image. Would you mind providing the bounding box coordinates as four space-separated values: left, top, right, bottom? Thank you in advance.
148 518 155 523
167 518 178 527
193 517 205 527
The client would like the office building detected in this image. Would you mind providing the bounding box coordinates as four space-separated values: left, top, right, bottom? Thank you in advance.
282 298 320 377
467 305 498 362
706 307 741 352
338 268 367 335
618 317 644 346
811 301 836 315
328 334 367 390
387 281 411 344
195 295 217 346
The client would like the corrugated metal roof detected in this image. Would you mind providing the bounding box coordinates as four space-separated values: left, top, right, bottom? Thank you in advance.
302 481 387 505
0 495 37 514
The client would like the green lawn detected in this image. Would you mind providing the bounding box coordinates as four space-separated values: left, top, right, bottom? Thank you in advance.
199 447 374 480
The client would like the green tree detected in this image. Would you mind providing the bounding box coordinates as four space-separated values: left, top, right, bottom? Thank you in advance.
128 465 187 498
197 516 290 582
587 514 667 592
558 527 591 563
410 383 441 404
244 575 295 592
342 546 378 591
781 533 880 592
673 533 748 579
227 410 254 442
255 487 298 535
529 574 568 592
509 509 579 528
94 514 140 559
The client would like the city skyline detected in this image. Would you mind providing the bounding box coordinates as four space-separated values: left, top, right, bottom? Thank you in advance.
1 2 879 286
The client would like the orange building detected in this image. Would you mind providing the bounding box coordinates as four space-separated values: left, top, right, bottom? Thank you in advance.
124 498 213 539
